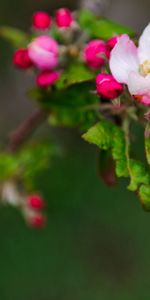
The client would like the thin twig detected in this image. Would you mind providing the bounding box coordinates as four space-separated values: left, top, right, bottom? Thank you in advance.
8 108 47 152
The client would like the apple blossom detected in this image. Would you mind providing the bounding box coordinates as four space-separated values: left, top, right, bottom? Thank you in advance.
110 24 150 105
28 36 59 70
96 73 124 99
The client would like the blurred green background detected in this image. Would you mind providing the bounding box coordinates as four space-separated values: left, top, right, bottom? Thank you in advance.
1 0 150 299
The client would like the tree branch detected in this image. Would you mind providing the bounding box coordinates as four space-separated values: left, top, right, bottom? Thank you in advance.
8 108 47 152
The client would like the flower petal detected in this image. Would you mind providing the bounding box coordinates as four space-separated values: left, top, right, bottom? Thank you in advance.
138 23 150 63
141 95 150 105
109 34 138 84
127 71 150 95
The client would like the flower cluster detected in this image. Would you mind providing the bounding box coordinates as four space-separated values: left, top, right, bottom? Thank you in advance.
12 6 150 106
110 24 150 105
13 8 75 88
82 35 124 100
25 194 46 228
93 24 150 106
4 7 150 220
1 182 46 229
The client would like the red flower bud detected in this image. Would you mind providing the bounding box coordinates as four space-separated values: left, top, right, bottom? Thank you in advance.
13 48 33 69
36 70 60 88
55 8 74 28
83 40 108 69
28 213 46 229
27 194 44 210
99 152 117 187
32 11 52 30
96 74 123 100
106 36 120 58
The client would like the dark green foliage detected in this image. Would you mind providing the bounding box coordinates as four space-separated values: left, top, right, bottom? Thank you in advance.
83 120 150 208
78 9 135 39
0 143 58 190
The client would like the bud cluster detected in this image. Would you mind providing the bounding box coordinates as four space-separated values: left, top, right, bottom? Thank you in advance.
12 7 124 101
1 182 46 229
12 8 76 88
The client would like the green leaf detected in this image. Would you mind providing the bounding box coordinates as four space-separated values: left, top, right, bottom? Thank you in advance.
82 120 150 208
128 159 150 191
139 185 150 211
56 63 95 90
91 19 135 40
19 143 58 189
49 107 97 129
112 127 128 177
29 81 99 129
29 82 99 110
0 153 19 181
0 26 29 48
0 143 59 191
82 121 129 177
82 120 113 150
145 123 150 165
122 119 150 191
78 10 135 39
78 9 96 34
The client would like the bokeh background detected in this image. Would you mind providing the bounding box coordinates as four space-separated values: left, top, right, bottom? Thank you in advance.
0 0 150 299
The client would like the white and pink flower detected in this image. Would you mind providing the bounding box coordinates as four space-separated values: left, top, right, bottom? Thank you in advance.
110 24 150 105
28 36 59 70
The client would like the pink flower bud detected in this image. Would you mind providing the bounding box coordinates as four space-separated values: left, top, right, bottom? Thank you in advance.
28 36 59 70
36 70 60 88
55 8 74 28
27 194 44 210
32 11 52 30
83 40 108 69
28 213 46 229
134 95 150 106
13 48 33 69
96 74 123 100
106 36 119 58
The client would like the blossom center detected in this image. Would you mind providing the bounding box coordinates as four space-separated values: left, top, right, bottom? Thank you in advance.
139 60 150 76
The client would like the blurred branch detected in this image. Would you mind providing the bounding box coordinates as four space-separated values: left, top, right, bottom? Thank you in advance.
8 108 47 152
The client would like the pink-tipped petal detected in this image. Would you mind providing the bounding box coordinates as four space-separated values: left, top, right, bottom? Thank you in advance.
138 23 150 63
141 95 150 105
109 34 138 84
28 36 59 70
